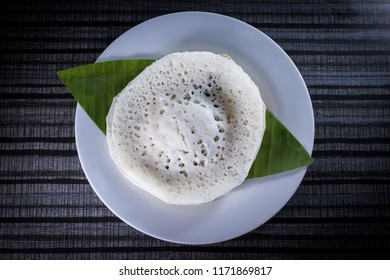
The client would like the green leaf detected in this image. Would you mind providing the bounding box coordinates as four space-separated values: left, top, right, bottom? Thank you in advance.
57 59 154 133
246 111 314 179
57 59 313 179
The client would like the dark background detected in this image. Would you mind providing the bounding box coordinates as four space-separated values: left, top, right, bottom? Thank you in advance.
0 0 389 259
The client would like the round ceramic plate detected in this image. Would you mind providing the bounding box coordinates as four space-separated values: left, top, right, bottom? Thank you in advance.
75 12 314 244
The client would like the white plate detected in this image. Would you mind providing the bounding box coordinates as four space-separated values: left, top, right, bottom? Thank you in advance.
75 12 314 244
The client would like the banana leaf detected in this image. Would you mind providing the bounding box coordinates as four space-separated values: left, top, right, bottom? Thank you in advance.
57 59 154 133
246 111 313 178
57 60 313 179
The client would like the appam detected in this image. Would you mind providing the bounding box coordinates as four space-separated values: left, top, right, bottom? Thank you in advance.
106 51 266 205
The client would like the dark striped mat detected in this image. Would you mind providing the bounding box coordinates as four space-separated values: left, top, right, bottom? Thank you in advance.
0 0 389 259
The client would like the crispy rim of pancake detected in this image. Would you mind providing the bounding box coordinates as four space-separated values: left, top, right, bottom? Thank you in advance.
107 51 266 205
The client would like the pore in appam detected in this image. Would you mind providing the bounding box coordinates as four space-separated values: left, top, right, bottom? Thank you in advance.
106 51 266 205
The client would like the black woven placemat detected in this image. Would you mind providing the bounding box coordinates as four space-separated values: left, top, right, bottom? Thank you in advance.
0 0 389 259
